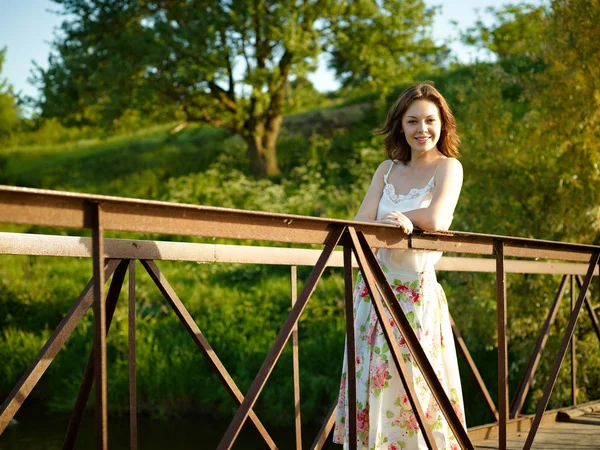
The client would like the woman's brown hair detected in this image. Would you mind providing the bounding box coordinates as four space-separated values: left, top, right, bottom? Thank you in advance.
374 81 460 162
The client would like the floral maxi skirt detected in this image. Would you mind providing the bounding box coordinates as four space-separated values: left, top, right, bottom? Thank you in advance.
333 264 466 450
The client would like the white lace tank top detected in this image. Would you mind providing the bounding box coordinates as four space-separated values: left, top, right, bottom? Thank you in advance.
376 160 452 272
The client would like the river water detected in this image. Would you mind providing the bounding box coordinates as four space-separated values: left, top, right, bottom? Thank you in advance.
1 403 338 450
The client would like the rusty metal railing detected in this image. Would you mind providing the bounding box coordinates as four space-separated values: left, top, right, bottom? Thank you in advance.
0 185 599 450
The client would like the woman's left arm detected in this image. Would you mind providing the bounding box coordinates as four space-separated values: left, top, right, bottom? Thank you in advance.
402 158 464 231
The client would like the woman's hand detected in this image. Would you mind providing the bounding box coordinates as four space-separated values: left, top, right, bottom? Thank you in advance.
380 211 414 234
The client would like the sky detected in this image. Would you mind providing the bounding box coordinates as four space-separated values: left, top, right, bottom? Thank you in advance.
0 0 546 101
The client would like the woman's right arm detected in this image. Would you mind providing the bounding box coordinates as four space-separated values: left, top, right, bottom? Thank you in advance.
353 161 389 223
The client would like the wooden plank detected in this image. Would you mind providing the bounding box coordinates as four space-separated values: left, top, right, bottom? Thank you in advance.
546 422 600 434
477 444 597 450
566 416 600 425
474 421 600 449
557 402 600 421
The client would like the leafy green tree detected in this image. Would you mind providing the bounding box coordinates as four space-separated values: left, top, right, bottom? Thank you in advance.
0 47 19 140
33 0 445 176
462 4 548 62
527 0 600 244
465 0 600 244
328 0 443 97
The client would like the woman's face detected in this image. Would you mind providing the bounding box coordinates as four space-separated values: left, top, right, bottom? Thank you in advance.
401 100 442 154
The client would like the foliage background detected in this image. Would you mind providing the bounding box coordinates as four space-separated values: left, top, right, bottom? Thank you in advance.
1 0 599 431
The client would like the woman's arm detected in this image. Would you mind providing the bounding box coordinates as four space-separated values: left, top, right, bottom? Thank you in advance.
401 158 463 231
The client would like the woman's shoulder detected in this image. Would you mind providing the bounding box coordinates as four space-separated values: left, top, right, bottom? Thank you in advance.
434 157 463 186
373 159 395 175
377 159 395 168
436 157 462 173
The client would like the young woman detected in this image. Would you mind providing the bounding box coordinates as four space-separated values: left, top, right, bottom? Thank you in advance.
333 82 466 450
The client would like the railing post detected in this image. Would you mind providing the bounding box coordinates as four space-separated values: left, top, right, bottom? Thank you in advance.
129 260 138 450
343 245 357 450
291 265 302 450
571 275 577 406
91 202 108 450
494 240 508 450
63 260 128 450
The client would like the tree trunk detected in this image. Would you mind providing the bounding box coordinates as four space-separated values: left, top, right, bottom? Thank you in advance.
244 116 281 177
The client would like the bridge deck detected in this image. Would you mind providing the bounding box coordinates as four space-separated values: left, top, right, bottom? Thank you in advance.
474 421 600 449
471 402 600 450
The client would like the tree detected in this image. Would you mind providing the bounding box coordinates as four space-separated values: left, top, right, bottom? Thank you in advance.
328 0 442 97
461 0 600 244
461 4 549 62
0 47 19 140
531 0 600 244
33 0 445 176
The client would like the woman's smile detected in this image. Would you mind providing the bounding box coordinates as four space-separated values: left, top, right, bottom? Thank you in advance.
402 100 442 152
